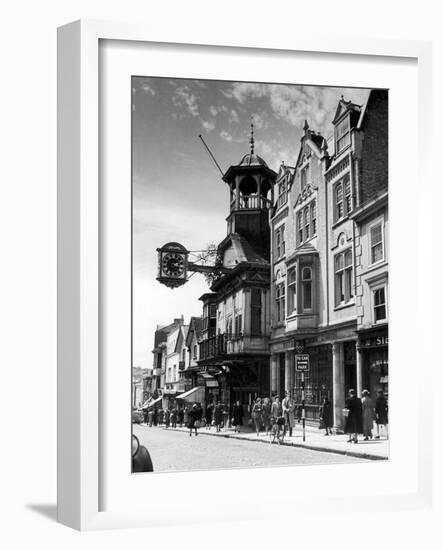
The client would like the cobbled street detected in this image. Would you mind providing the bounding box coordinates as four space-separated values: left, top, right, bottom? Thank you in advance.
133 424 368 473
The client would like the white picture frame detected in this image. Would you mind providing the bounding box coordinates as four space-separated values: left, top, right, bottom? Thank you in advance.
57 19 433 531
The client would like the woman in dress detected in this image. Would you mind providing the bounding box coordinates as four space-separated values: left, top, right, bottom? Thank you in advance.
319 397 333 436
344 389 363 443
214 401 223 432
188 403 199 436
375 389 389 439
251 397 263 436
205 401 213 430
361 389 375 440
231 400 244 433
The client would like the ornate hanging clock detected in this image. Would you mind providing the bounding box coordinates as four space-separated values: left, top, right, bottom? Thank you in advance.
156 242 189 288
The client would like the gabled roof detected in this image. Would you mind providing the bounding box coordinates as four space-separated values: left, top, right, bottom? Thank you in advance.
294 122 326 169
218 232 268 266
185 316 203 346
332 97 362 125
173 325 189 354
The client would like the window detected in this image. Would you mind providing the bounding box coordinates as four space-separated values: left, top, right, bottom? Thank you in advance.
373 287 387 322
370 222 384 264
192 344 198 360
287 267 296 314
225 317 233 338
251 288 262 335
310 200 317 236
297 212 303 244
234 313 243 336
336 116 350 153
334 174 351 221
278 180 287 208
275 225 285 259
297 201 317 245
301 266 312 311
304 206 310 241
334 248 353 305
275 283 285 323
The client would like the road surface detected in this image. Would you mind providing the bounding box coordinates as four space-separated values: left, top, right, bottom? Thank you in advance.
133 424 368 473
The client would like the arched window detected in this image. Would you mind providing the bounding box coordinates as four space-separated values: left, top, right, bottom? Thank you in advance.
302 266 312 311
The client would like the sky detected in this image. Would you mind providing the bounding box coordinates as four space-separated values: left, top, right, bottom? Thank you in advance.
132 77 370 370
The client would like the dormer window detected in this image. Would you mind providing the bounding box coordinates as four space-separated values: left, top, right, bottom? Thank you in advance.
336 116 350 153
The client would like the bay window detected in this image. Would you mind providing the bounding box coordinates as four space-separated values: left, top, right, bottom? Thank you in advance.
287 267 296 315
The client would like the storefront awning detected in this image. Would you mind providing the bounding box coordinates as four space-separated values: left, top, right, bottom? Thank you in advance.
144 396 162 409
176 386 205 402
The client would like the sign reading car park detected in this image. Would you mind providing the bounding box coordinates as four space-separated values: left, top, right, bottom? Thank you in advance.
295 354 310 372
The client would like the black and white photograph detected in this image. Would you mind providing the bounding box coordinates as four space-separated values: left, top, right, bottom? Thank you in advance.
131 77 389 473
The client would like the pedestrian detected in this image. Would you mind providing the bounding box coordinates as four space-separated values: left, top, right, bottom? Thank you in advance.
140 397 150 425
158 408 164 426
152 407 158 427
343 389 363 443
262 397 272 436
231 399 244 433
183 405 189 428
164 408 170 428
214 401 223 432
177 406 184 427
375 389 389 439
170 407 177 429
319 397 333 436
188 403 199 436
282 391 295 437
270 396 284 444
148 409 153 427
205 401 213 430
361 389 375 440
251 397 263 436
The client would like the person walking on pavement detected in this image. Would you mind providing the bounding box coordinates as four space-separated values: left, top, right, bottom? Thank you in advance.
183 405 189 428
170 407 177 429
152 407 158 427
214 401 223 432
282 391 295 438
188 403 199 436
319 397 333 436
177 406 184 427
262 397 272 437
231 400 244 433
148 408 153 427
164 408 170 429
270 396 284 444
344 389 363 443
205 401 213 430
375 389 389 439
361 389 375 440
251 397 263 436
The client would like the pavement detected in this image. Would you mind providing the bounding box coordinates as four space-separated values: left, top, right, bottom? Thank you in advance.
135 422 388 461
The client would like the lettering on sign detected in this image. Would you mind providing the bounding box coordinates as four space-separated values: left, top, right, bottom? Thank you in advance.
295 354 310 372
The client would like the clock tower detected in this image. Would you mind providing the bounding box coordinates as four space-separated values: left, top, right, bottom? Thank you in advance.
222 122 278 255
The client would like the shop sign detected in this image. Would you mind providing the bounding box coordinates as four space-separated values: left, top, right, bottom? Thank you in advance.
361 335 389 348
295 354 310 371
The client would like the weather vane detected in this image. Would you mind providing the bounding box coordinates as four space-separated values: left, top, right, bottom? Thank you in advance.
250 116 255 155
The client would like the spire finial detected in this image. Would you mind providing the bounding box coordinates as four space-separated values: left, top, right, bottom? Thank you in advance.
250 116 255 155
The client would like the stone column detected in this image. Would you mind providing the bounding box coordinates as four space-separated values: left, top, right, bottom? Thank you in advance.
235 176 240 209
284 351 292 394
332 342 345 430
356 345 363 397
271 354 279 397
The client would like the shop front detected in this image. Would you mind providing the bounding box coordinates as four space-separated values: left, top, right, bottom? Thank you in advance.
357 324 389 399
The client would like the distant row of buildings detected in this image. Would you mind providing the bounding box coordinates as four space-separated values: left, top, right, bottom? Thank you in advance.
141 89 388 429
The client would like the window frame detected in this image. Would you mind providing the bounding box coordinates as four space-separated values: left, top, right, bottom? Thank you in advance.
275 282 286 324
334 173 351 222
372 284 388 324
287 266 297 315
334 247 354 306
277 179 287 208
368 218 385 266
274 224 286 259
335 115 350 154
301 265 313 312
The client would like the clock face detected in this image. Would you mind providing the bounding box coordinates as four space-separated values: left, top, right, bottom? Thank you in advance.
162 252 185 278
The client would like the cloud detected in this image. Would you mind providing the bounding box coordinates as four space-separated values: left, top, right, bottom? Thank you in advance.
225 82 369 134
209 105 218 117
172 85 200 117
220 130 233 142
138 80 156 96
229 109 240 124
201 120 215 132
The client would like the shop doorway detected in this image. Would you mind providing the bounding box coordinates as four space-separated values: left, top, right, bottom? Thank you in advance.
343 341 357 394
